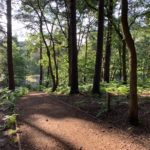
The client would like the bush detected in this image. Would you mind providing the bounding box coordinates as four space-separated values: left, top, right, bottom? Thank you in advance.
0 87 29 112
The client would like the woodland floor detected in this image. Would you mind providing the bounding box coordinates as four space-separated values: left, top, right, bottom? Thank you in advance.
14 92 150 150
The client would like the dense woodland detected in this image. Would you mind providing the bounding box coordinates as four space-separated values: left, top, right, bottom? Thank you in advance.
0 0 150 130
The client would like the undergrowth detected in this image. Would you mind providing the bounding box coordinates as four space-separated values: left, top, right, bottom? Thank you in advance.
43 81 150 96
0 87 29 140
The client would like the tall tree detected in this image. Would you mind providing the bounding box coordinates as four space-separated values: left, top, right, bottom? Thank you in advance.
21 0 58 91
92 0 104 94
121 0 138 125
69 0 79 94
112 22 127 84
39 21 43 86
122 40 127 84
104 0 113 83
6 0 15 90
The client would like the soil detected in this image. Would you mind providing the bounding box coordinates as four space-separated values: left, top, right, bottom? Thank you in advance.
16 92 150 150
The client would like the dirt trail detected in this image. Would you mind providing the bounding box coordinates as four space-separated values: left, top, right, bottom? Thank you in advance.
17 92 150 150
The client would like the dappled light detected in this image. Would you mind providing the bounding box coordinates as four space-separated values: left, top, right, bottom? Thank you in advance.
0 0 150 149
17 93 150 150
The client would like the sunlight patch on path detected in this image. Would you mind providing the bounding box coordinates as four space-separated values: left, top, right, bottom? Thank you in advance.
17 93 149 150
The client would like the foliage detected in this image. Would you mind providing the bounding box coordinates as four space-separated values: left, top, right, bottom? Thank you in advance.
0 39 28 87
0 0 147 93
101 82 129 95
43 81 150 96
0 0 149 125
0 87 29 112
3 114 17 129
0 87 28 142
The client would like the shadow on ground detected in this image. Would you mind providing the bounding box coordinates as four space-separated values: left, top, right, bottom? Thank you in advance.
17 92 150 150
20 120 77 150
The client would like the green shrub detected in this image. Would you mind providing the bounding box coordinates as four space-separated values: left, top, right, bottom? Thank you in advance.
3 114 17 129
0 87 29 112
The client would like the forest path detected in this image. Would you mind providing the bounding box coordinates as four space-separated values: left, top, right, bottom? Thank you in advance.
17 92 148 150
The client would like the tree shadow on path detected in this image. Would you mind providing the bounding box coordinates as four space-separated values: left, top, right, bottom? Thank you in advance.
17 92 150 150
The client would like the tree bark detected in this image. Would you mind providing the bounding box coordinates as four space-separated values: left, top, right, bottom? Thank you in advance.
122 40 127 84
64 0 72 87
121 0 138 125
69 0 79 94
118 43 122 81
68 25 72 86
43 18 59 89
6 0 15 90
83 30 89 83
104 0 113 83
111 19 127 84
40 17 56 92
39 21 43 86
92 0 104 94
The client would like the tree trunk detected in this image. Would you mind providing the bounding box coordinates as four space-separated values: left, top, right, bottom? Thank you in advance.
121 0 138 125
69 0 79 94
68 27 72 86
111 19 128 84
31 1 57 91
118 43 122 81
39 22 43 86
122 40 127 84
44 19 59 89
83 31 88 83
39 42 43 85
92 0 104 94
6 0 15 90
40 18 56 92
64 0 72 87
45 65 50 87
104 0 113 83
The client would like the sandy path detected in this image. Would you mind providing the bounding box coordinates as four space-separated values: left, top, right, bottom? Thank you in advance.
17 92 149 150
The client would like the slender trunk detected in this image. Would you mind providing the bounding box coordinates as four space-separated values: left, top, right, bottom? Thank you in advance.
40 18 56 92
78 27 86 51
47 66 50 78
92 0 104 94
104 0 113 83
39 22 43 85
122 40 127 84
104 29 112 82
44 20 59 89
69 0 79 94
35 1 57 91
112 19 127 84
121 0 138 125
39 43 43 85
111 68 117 81
68 28 72 86
52 38 59 87
118 43 122 81
83 32 88 82
45 65 50 87
6 0 15 90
